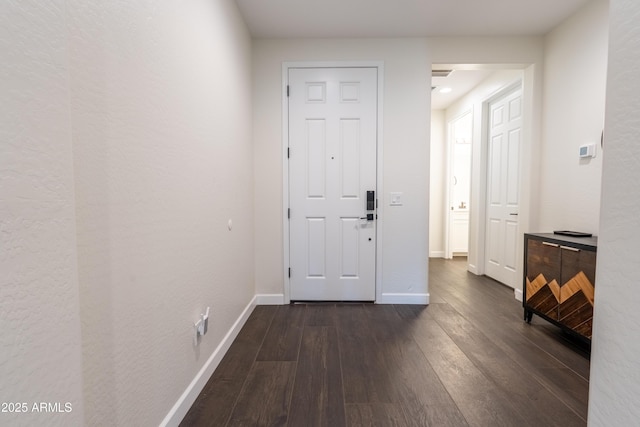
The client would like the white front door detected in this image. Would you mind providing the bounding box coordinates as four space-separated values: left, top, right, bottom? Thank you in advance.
288 67 377 301
485 84 522 288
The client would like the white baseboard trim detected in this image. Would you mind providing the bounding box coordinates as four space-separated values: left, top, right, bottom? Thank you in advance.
429 251 445 258
467 263 479 275
255 293 285 305
160 296 257 427
377 293 429 305
514 288 523 302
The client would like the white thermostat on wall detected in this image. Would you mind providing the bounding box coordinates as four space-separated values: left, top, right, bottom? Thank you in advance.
579 144 596 159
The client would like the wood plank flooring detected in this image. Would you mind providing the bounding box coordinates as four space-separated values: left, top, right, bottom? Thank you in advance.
181 258 590 426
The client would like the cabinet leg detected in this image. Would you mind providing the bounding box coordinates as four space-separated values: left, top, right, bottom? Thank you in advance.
525 310 533 324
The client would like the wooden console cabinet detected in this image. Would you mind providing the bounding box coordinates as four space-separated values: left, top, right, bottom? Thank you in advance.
523 233 597 341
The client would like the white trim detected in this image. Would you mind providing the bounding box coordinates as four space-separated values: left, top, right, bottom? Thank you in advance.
282 61 385 304
429 251 445 258
467 263 480 275
282 63 290 304
255 294 285 305
475 99 490 276
160 297 257 427
514 288 523 302
374 64 385 305
377 293 430 305
444 114 456 259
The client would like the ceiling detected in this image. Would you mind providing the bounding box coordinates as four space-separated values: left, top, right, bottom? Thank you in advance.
235 0 591 110
431 68 494 110
235 0 590 38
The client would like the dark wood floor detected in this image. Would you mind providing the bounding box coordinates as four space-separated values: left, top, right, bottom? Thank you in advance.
181 258 590 426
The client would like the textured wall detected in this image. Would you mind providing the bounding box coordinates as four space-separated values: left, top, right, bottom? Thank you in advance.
67 0 254 425
0 2 84 426
588 0 640 425
539 0 608 234
252 38 431 301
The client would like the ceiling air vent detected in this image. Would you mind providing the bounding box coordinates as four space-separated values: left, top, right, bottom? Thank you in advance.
432 69 453 78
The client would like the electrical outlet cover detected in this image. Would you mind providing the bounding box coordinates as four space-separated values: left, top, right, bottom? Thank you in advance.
390 192 403 206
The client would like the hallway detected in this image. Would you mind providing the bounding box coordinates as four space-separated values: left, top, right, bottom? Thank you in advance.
182 259 589 426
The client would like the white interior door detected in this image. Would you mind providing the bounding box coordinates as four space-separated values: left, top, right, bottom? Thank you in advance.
288 67 377 301
485 84 522 288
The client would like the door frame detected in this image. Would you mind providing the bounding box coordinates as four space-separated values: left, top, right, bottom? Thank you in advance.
281 61 385 304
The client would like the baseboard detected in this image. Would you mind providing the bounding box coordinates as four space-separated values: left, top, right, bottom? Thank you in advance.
429 251 444 258
452 252 468 257
160 296 257 427
467 263 479 275
514 288 523 302
255 293 285 305
377 293 429 305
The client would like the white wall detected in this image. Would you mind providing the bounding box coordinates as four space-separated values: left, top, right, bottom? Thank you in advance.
253 38 431 303
429 36 544 65
67 0 254 425
588 0 640 425
0 2 85 426
539 0 609 234
429 110 446 258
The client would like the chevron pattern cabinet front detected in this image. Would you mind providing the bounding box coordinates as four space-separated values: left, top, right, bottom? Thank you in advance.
523 233 597 341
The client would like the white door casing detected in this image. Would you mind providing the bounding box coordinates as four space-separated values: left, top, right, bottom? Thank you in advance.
485 84 522 288
288 67 378 301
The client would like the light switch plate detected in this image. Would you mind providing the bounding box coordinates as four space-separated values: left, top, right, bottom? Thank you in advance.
390 192 403 206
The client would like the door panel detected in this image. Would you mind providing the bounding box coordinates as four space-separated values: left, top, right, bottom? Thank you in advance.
307 218 326 277
526 240 561 321
306 120 326 198
493 105 504 126
487 218 501 265
506 129 520 205
289 67 377 301
488 135 502 206
340 119 361 198
340 218 359 277
504 220 518 271
485 84 522 288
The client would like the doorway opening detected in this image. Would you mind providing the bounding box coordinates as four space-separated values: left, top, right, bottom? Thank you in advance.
446 109 472 259
429 64 531 296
